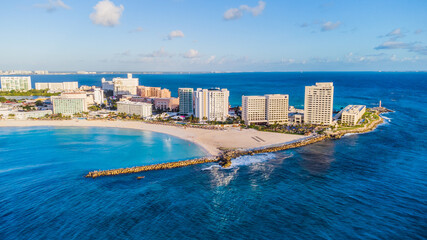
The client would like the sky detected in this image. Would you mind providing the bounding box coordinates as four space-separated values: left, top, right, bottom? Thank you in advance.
0 0 426 72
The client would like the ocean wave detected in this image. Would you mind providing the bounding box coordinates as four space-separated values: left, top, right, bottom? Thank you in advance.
381 115 392 122
229 153 276 167
0 163 57 174
202 153 289 171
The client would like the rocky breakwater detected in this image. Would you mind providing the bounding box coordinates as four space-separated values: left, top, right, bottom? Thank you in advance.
86 157 218 178
218 135 328 167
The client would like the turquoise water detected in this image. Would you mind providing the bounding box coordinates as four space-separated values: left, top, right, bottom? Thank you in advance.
1 72 426 239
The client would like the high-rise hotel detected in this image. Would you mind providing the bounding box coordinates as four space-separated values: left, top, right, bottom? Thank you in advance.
194 88 230 122
304 82 334 125
242 94 289 125
0 76 32 91
178 88 194 115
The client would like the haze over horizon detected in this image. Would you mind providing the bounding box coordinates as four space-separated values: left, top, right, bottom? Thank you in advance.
1 0 426 72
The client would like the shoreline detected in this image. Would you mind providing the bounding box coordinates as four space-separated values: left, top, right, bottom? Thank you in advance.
0 119 306 156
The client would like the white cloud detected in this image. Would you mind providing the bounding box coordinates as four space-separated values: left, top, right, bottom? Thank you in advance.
374 41 427 55
241 1 266 16
34 0 71 12
375 41 409 50
224 8 243 20
141 48 173 58
90 0 124 27
207 56 216 64
183 49 200 58
223 1 266 20
167 30 185 40
386 28 404 39
321 21 341 31
129 27 143 33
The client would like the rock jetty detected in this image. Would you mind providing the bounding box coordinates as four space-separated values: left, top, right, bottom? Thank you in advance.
86 157 218 178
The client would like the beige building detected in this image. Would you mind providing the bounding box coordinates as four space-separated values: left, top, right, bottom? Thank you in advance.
341 105 366 126
51 93 88 115
242 94 289 125
137 86 171 98
153 98 179 111
194 88 229 122
35 82 79 91
117 101 152 117
289 113 303 124
304 82 334 125
242 96 267 124
1 76 31 91
266 94 289 124
112 73 139 96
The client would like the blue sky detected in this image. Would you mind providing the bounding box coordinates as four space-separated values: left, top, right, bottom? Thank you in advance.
1 0 426 71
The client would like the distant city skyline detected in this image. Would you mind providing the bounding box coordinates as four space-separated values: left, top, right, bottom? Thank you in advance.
1 0 426 72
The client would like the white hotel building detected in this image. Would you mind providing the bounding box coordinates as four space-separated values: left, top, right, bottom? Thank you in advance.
194 88 229 122
113 74 139 96
51 93 88 115
341 105 366 126
242 94 289 125
117 101 152 118
0 76 32 91
304 82 334 125
35 82 79 91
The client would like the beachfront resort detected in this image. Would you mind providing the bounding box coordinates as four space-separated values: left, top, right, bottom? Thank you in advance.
0 74 388 175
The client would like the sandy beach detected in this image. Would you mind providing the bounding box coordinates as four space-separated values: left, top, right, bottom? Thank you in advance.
0 120 306 156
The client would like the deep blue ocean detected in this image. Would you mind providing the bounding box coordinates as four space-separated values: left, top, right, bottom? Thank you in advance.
0 72 426 239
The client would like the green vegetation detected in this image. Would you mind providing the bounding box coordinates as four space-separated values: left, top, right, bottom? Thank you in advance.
35 100 44 106
36 113 71 120
22 105 36 111
244 123 323 135
0 97 8 102
0 89 60 97
88 105 101 111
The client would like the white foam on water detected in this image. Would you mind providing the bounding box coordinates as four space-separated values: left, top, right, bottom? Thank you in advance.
202 165 221 171
202 152 294 171
0 163 57 174
381 115 392 122
229 153 276 167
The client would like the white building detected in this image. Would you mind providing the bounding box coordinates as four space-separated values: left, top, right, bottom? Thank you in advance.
92 88 104 105
112 73 139 96
242 94 289 125
178 88 194 115
194 88 229 122
34 70 49 75
341 105 366 126
35 82 79 91
1 76 32 91
117 101 152 117
101 78 114 92
0 109 52 120
51 93 88 115
304 82 334 125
